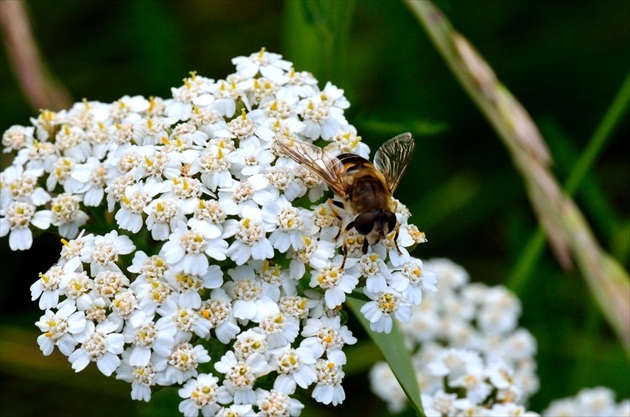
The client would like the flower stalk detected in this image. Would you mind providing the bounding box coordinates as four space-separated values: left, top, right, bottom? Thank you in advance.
405 0 630 353
0 1 72 111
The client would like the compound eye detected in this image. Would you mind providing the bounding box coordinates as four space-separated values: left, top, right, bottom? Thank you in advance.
385 211 397 231
354 212 376 235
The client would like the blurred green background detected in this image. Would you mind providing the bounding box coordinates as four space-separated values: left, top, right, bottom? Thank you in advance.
1 1 628 416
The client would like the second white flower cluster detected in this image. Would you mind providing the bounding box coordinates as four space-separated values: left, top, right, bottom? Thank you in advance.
370 259 539 416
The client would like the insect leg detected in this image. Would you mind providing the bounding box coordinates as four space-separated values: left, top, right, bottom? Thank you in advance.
340 220 354 269
330 200 345 209
393 223 402 255
361 238 369 254
327 198 345 240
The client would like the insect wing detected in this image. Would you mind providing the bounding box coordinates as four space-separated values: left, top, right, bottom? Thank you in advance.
276 137 347 198
373 132 415 193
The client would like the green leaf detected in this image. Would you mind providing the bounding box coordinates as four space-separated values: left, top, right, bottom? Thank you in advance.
282 0 356 85
347 297 425 417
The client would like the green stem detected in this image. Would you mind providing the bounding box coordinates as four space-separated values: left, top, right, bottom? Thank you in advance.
565 73 630 196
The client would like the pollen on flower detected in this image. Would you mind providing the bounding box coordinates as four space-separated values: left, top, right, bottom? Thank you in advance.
211 137 236 152
150 199 180 225
142 152 168 177
65 271 92 300
164 135 189 153
343 229 364 255
194 199 226 224
263 99 292 119
133 323 158 347
44 316 69 340
316 265 342 289
86 122 109 146
258 389 294 417
316 327 344 351
333 131 361 153
149 280 172 306
52 157 74 183
214 79 240 100
276 349 300 374
168 342 199 371
9 174 37 199
231 181 254 204
293 237 316 263
228 110 256 139
173 272 204 293
89 164 108 188
38 267 62 291
265 166 292 190
180 230 207 254
401 262 424 285
302 100 329 123
406 224 427 244
251 77 278 104
376 293 399 315
359 253 382 276
55 124 85 151
132 363 157 386
5 201 35 228
235 217 265 244
85 304 108 323
121 190 151 215
260 261 283 285
313 204 338 228
139 255 169 280
315 359 344 386
260 313 286 334
114 123 135 145
26 139 56 162
171 176 202 200
91 242 119 266
172 307 199 333
279 296 309 320
276 207 303 231
82 331 108 359
234 331 268 360
200 150 231 175
190 380 218 407
230 279 262 301
118 151 141 174
225 362 256 390
190 107 221 127
111 290 139 318
106 174 136 205
199 299 231 327
2 125 32 151
51 193 84 220
93 270 128 299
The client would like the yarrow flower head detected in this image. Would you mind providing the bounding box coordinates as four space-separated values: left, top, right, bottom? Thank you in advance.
3 49 433 416
369 259 544 415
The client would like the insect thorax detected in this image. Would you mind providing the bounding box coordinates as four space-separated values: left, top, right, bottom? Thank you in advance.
347 171 391 214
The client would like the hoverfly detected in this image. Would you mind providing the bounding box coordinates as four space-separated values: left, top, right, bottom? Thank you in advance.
276 132 415 268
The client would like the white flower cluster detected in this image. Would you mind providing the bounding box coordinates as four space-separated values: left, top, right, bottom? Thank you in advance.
369 258 540 416
542 387 629 417
1 49 432 416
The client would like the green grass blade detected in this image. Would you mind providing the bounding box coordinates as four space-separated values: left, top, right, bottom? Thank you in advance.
282 0 356 84
564 73 630 196
347 297 425 417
